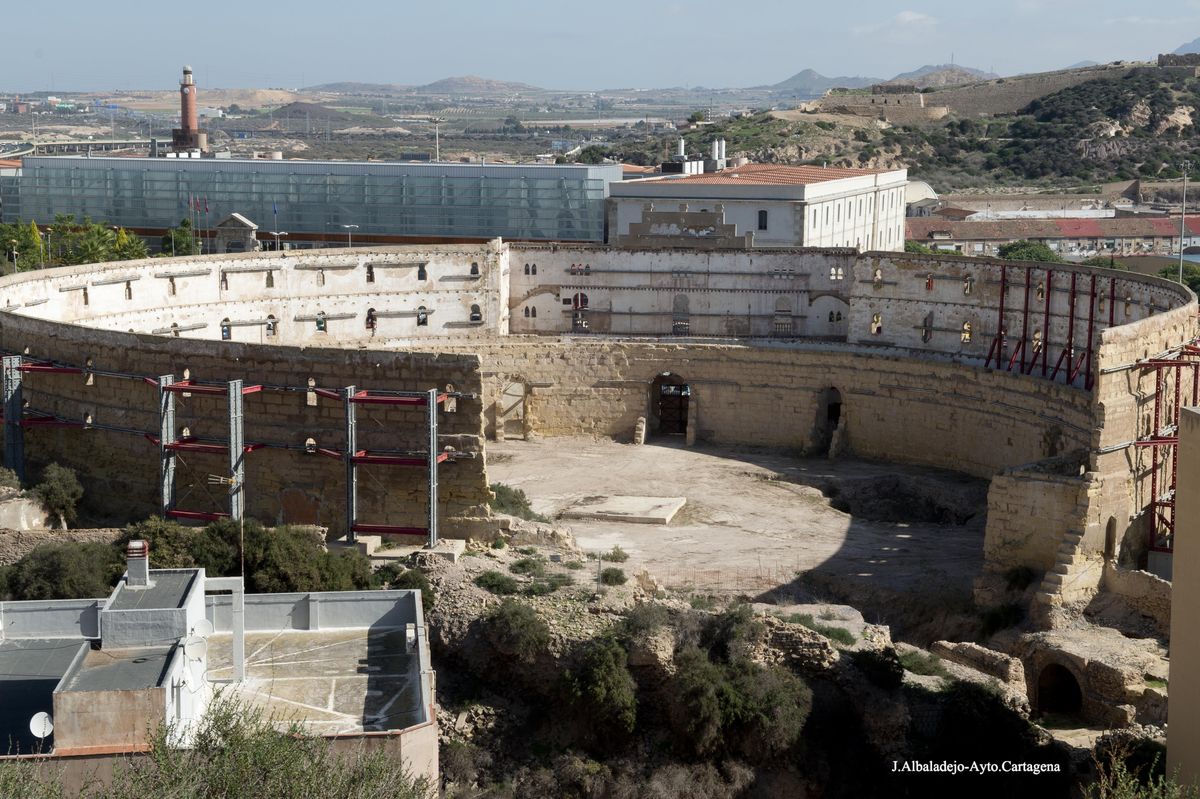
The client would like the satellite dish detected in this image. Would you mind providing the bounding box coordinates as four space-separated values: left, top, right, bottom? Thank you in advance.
183 636 208 661
193 619 215 637
29 712 53 739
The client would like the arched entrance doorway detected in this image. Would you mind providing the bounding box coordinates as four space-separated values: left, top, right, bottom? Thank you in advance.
1036 663 1083 717
815 387 842 455
651 373 690 437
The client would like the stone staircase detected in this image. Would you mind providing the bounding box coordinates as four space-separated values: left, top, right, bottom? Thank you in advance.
1033 528 1103 623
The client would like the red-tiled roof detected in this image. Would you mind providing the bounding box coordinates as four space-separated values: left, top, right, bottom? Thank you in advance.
621 163 658 174
0 159 21 169
647 163 892 186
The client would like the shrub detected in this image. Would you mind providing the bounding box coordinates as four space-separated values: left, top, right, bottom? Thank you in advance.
786 613 856 646
379 567 435 610
850 648 905 690
599 567 627 586
117 517 198 568
484 599 551 663
564 637 638 738
601 546 629 563
489 483 550 523
701 604 761 663
0 467 19 490
621 603 672 638
510 557 546 577
689 594 717 610
490 538 507 549
32 463 83 528
3 541 124 601
475 570 520 595
899 649 951 678
565 560 584 570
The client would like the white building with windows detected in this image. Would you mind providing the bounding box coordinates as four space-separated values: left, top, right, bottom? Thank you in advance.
607 164 909 251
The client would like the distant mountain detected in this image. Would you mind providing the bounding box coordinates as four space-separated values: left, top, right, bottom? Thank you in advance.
887 64 997 85
303 82 411 94
769 69 879 97
1175 37 1200 55
1065 60 1100 69
413 75 541 95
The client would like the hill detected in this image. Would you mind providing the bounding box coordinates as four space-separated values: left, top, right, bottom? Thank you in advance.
413 75 542 95
888 63 997 86
769 69 878 97
1174 37 1200 55
303 82 412 94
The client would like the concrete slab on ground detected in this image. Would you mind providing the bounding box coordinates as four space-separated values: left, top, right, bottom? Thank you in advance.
561 495 686 525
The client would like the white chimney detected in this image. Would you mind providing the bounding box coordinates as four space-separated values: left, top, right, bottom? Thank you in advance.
126 539 152 588
711 139 719 160
678 137 685 157
720 139 727 160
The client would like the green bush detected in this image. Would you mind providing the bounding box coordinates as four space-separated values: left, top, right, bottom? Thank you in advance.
490 538 507 549
599 567 627 586
899 649 951 678
2 542 124 601
489 483 550 523
484 598 550 663
0 467 19 490
565 560 584 570
850 648 905 690
666 647 811 761
701 604 761 663
565 637 638 738
475 570 521 595
117 517 199 568
376 566 435 610
510 557 546 577
786 613 856 646
33 463 83 528
621 603 672 638
601 546 629 563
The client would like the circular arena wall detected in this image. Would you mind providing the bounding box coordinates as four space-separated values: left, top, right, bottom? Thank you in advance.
0 244 1193 553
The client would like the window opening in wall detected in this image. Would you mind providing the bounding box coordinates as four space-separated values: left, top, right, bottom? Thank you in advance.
523 307 530 318
926 274 935 291
417 305 428 326
220 318 231 341
307 377 317 407
220 272 228 290
1125 297 1133 317
168 277 176 296
180 426 191 439
470 262 480 276
1036 663 1082 717
961 321 972 343
758 210 769 231
170 323 180 337
444 383 458 413
829 312 836 323
1098 295 1106 313
1104 517 1117 561
870 313 883 335
305 437 317 454
773 297 793 336
265 315 277 337
531 307 537 318
82 287 89 306
470 304 483 323
835 266 844 280
366 264 375 283
1032 329 1043 353
524 264 530 275
315 311 327 332
652 373 690 437
570 263 578 275
963 276 973 295
671 294 690 336
417 264 428 281
572 292 589 310
829 266 837 279
265 270 274 288
317 269 326 287
1036 281 1045 300
366 308 377 331
531 264 537 275
85 357 94 386
836 311 843 322
872 268 883 285
921 312 933 343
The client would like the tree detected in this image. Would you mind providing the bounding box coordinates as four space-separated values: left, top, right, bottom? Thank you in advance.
33 463 84 528
2 542 123 601
161 218 201 257
905 240 934 255
484 599 550 664
113 227 149 260
565 637 638 739
997 239 1064 263
575 145 609 164
1160 262 1200 295
688 110 707 123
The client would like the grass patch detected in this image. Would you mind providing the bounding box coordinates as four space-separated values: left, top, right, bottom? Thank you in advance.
474 570 520 595
517 546 539 555
601 546 629 563
489 483 550 523
1145 676 1168 690
599 567 627 586
490 538 507 550
509 557 546 577
524 573 574 596
689 594 717 610
786 613 856 646
898 650 950 678
564 560 584 570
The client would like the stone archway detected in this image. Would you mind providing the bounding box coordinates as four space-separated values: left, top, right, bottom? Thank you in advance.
1036 662 1083 717
650 372 690 438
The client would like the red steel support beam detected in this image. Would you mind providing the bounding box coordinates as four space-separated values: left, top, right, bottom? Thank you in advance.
986 264 1008 369
1051 272 1077 383
1040 268 1052 376
166 509 230 522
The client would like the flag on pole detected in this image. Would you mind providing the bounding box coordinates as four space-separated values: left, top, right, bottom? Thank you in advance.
204 195 209 213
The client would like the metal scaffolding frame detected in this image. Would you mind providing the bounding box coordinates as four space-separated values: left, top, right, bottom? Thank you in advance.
2 355 24 482
1135 345 1200 553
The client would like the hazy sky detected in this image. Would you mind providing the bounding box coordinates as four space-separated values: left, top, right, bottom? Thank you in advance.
3 0 1199 92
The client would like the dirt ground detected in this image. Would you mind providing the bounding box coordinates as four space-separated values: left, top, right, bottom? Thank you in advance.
485 438 988 625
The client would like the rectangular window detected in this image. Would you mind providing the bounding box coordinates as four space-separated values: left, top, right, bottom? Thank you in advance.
757 210 768 231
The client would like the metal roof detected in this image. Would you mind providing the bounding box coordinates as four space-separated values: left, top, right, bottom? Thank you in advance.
58 644 175 693
108 571 196 611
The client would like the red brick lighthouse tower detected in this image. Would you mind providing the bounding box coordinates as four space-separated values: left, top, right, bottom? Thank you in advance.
171 65 208 153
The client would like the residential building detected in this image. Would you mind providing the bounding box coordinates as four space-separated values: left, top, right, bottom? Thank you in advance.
608 163 909 251
906 216 1200 258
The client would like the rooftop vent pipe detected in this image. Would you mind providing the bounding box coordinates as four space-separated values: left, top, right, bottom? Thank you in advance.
126 539 152 588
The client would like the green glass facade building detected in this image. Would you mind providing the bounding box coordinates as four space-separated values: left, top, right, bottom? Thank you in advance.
0 156 622 243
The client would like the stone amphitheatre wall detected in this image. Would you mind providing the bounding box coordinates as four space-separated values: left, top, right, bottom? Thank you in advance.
0 243 1194 598
928 64 1141 117
0 314 490 536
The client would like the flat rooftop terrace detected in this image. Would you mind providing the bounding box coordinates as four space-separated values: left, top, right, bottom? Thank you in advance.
59 644 175 693
108 571 195 611
0 639 84 754
206 629 421 735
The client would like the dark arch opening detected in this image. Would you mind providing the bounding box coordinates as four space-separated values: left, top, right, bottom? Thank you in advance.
815 387 842 455
1104 517 1117 562
1037 663 1082 717
651 372 689 438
